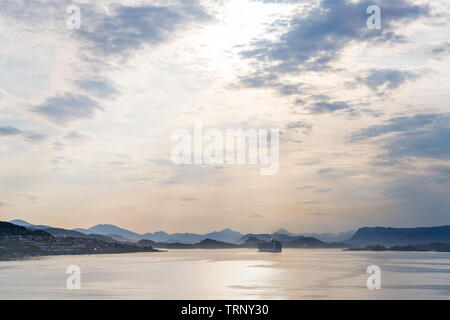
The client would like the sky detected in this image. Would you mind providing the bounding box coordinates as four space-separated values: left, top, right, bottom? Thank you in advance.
0 0 449 234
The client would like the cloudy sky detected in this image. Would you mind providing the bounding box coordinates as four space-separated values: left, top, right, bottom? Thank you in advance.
0 0 449 234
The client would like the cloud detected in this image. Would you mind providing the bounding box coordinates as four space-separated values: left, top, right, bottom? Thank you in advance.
64 131 90 143
76 2 209 57
0 127 22 136
297 185 315 190
432 41 450 56
351 113 438 141
298 159 321 166
240 0 429 92
310 101 351 114
307 212 327 216
385 120 450 160
317 168 333 174
23 132 47 142
0 201 8 207
239 73 303 95
151 158 175 167
164 165 227 185
353 113 450 161
285 121 313 136
181 197 197 201
314 188 332 193
0 126 46 143
75 78 118 99
359 69 419 94
18 193 37 201
32 93 103 124
431 166 450 184
286 121 312 130
300 200 319 204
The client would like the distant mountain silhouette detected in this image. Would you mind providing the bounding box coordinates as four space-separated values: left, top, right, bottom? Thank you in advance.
138 238 239 249
74 224 142 240
241 236 267 248
137 239 157 247
349 226 450 245
239 232 301 243
196 238 239 249
238 233 350 248
8 219 354 244
44 228 120 244
1 221 52 239
0 221 158 260
9 219 52 230
141 228 243 243
105 234 133 243
204 229 243 243
300 231 355 243
347 243 450 252
284 236 327 248
141 231 203 243
274 228 297 237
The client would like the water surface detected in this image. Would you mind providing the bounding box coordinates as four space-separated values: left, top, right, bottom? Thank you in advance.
1 249 450 299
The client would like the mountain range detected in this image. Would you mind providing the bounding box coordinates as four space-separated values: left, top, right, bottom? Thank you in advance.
0 221 158 260
348 226 450 246
10 219 354 244
10 219 450 247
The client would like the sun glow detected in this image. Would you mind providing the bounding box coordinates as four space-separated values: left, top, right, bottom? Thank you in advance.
194 0 290 80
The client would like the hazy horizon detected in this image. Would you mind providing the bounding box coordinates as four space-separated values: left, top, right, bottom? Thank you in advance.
1 0 449 234
8 217 450 236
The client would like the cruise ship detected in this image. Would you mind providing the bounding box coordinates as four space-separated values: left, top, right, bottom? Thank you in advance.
258 239 282 252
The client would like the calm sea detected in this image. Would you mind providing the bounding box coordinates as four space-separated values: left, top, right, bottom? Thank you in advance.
1 248 450 299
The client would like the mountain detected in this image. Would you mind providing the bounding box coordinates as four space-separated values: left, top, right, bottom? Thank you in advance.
239 233 300 243
105 234 133 243
349 226 450 245
195 239 239 249
300 231 355 243
241 236 267 248
274 228 298 237
0 221 158 260
159 233 203 244
1 221 52 239
142 229 243 244
43 228 120 243
74 224 141 240
238 233 350 249
152 242 195 249
137 239 157 247
83 233 121 243
204 229 243 243
146 238 239 249
141 231 170 242
239 233 272 243
9 219 52 230
44 228 87 238
240 229 355 243
348 243 450 252
271 233 301 242
283 236 327 248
